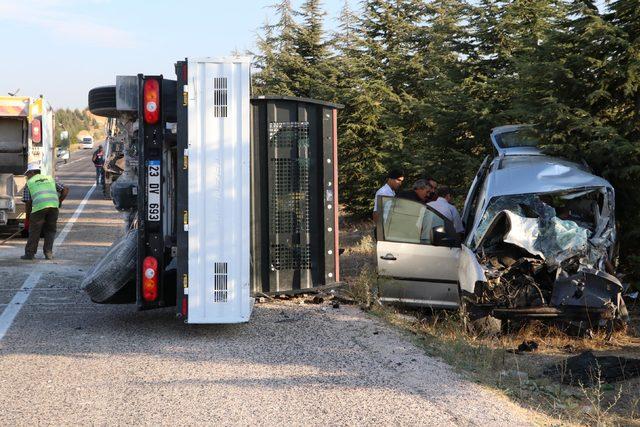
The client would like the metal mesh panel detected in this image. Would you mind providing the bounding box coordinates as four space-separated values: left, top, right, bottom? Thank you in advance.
268 122 312 270
270 244 311 270
271 158 292 196
269 122 308 148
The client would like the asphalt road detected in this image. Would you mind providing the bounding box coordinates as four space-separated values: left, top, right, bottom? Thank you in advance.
0 152 547 425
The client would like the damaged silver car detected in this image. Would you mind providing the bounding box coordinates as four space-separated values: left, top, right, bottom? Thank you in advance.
376 125 626 325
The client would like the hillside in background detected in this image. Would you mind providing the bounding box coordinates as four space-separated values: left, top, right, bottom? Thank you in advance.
54 108 106 149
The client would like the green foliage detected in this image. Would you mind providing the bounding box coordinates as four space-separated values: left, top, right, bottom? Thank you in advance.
54 108 100 148
253 0 640 279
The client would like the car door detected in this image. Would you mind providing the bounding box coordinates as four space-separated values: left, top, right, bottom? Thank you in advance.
376 196 461 308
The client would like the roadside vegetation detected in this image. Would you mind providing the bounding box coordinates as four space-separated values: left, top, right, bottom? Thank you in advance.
340 221 640 426
253 0 640 285
54 108 105 150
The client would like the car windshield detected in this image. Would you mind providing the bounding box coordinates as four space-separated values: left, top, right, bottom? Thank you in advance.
494 128 541 149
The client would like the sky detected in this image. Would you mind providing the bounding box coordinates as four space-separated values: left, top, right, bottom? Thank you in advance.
0 0 344 109
0 0 608 110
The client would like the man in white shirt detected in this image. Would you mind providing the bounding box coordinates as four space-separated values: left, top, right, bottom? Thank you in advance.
372 168 404 222
428 186 464 233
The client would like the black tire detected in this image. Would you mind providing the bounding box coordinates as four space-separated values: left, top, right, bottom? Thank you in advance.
88 80 176 121
88 86 119 118
81 228 137 303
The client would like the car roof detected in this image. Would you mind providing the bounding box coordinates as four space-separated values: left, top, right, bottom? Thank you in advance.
484 154 613 198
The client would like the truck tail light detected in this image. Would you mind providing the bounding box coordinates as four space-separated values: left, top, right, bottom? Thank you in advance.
143 79 160 124
31 118 42 143
142 256 159 301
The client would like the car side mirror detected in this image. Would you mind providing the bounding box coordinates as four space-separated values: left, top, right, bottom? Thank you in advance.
432 225 460 247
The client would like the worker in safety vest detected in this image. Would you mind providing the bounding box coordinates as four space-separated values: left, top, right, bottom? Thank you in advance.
21 163 69 260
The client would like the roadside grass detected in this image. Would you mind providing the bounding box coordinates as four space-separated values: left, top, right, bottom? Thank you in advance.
339 221 640 426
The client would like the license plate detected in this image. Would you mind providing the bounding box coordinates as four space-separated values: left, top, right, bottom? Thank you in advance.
147 160 161 221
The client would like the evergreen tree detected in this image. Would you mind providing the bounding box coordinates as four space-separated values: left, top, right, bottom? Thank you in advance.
332 0 404 216
292 0 334 99
253 18 293 96
251 0 640 280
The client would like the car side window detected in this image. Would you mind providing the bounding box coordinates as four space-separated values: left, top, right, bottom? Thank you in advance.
380 197 446 245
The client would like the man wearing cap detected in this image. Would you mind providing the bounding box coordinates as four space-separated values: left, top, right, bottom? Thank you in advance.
372 168 404 222
21 163 69 260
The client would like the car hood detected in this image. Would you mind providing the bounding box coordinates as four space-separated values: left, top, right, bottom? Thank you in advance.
485 155 612 199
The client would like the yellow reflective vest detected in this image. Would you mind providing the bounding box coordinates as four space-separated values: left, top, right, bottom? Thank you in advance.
26 174 59 213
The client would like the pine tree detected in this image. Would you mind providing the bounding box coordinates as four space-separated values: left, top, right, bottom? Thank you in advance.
253 18 293 96
331 0 404 216
292 0 334 99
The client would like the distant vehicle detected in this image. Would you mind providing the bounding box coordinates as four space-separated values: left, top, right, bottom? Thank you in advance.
0 95 55 227
56 147 70 164
81 136 93 149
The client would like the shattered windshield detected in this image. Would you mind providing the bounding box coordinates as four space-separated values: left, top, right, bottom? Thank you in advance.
472 188 615 270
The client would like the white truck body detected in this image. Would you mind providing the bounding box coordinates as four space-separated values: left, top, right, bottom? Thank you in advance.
186 57 253 323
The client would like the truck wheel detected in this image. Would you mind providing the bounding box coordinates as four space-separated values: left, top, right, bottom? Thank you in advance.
88 80 177 120
88 86 119 118
81 228 137 303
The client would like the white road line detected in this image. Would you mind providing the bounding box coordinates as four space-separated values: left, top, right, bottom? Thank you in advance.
58 157 85 167
0 272 42 341
54 183 96 247
0 183 96 341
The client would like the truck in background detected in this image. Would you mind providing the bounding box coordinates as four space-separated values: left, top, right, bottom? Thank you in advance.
0 95 55 227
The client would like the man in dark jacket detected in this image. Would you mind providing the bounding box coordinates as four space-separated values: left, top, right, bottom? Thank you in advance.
92 145 105 186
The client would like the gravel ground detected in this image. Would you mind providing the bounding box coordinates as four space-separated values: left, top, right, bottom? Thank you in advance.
0 151 551 425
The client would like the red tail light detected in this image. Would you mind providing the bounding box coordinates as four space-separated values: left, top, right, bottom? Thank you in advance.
142 256 158 301
143 79 160 124
31 118 42 143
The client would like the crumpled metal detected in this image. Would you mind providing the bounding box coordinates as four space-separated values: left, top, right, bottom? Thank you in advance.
475 192 609 269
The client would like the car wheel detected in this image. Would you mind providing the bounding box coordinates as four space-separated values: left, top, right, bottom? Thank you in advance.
81 228 137 303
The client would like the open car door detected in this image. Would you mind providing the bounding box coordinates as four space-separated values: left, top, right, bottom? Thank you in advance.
376 196 461 308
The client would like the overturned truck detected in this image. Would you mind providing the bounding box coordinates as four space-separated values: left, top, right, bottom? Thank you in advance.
377 125 626 327
84 57 342 324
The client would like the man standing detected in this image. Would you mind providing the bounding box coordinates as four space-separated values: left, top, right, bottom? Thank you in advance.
21 163 69 260
427 186 464 234
92 145 105 186
372 168 404 222
397 179 431 203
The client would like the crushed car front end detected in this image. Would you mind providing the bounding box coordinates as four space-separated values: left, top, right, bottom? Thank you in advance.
460 154 626 325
